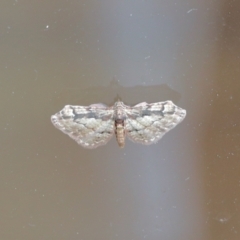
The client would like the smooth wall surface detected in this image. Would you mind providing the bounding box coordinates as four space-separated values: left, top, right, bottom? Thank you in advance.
1 0 240 239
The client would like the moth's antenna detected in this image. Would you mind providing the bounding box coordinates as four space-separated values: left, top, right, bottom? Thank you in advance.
114 95 122 102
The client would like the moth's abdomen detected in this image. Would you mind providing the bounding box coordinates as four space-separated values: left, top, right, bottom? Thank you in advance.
115 120 125 148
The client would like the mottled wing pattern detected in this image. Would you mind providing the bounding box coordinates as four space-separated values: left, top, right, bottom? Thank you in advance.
51 104 115 148
124 101 186 145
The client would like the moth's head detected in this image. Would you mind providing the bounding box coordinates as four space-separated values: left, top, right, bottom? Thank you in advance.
114 101 124 107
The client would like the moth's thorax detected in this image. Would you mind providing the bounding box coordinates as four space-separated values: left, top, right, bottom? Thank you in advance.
114 101 127 120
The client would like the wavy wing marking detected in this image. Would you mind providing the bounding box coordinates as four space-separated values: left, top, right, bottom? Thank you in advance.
51 104 114 149
124 101 186 145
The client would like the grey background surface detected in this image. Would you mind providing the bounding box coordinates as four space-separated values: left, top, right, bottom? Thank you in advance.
1 0 240 239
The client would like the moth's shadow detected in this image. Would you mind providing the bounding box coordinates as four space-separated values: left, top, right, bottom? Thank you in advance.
54 79 182 106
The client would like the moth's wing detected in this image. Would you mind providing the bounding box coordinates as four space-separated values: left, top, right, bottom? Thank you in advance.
125 101 186 145
51 105 114 149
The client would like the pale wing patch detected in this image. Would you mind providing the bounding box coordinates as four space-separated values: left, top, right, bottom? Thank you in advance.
125 101 186 145
51 105 114 149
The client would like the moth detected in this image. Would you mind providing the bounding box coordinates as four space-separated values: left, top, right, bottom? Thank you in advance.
51 101 186 149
